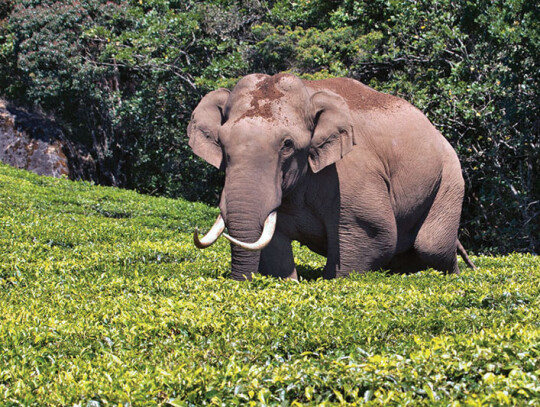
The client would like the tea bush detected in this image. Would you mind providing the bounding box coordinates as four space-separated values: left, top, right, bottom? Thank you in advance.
1 164 539 405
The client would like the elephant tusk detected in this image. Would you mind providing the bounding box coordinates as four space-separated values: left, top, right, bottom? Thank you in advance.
223 211 277 251
193 214 226 249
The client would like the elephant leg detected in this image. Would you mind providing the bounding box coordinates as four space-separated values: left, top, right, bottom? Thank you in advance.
413 178 463 274
324 210 397 279
259 230 297 280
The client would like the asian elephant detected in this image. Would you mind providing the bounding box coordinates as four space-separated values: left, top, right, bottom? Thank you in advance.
188 73 475 280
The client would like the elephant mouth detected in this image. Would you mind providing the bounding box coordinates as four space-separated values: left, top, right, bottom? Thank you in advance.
193 211 277 251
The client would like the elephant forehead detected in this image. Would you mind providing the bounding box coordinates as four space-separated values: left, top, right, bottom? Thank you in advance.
221 118 285 144
229 74 308 124
233 101 303 127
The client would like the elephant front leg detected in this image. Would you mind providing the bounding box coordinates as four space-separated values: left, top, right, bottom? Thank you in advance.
259 230 297 280
323 218 397 278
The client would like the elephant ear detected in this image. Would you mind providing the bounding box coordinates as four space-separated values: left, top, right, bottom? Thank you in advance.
308 90 356 173
188 88 230 169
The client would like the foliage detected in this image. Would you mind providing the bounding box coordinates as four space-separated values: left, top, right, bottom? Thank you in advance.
0 0 127 183
1 164 540 405
0 0 538 252
0 0 255 199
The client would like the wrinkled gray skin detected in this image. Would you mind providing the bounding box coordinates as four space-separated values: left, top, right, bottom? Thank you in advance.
188 74 473 280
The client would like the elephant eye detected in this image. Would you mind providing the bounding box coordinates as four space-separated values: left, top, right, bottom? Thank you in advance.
281 139 295 153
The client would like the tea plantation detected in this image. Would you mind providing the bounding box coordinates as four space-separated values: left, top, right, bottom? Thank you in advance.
1 163 539 406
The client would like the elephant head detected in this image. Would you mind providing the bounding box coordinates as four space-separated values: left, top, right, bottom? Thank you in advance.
188 73 355 280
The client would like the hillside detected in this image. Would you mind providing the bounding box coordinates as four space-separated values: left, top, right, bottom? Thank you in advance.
1 164 539 405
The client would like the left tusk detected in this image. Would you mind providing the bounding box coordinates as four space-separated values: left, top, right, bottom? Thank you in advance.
223 212 277 251
193 214 226 249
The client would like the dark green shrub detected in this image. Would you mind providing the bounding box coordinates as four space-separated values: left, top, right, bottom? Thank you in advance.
0 0 537 252
0 0 254 201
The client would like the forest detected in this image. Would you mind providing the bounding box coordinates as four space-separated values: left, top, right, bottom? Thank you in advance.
0 0 538 253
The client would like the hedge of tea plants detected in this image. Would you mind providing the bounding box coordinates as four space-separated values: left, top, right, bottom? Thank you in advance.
1 164 539 405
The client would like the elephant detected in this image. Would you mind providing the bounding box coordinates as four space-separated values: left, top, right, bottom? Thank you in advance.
188 73 475 280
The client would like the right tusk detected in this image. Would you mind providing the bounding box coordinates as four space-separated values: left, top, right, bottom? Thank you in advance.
223 211 277 251
193 214 225 249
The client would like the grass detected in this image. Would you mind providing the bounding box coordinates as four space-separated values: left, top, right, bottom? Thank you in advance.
0 162 539 406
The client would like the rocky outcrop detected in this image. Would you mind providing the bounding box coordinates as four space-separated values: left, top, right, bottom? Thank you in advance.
0 100 97 181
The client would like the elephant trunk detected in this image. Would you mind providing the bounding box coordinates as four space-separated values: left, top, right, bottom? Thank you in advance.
226 210 264 281
221 177 280 281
